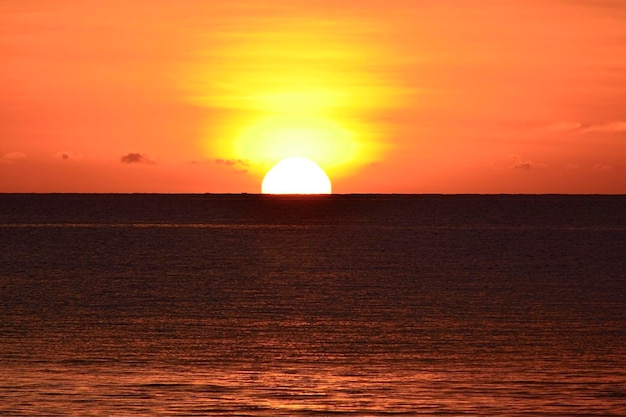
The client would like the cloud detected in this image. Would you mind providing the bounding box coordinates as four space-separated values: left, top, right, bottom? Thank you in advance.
1 152 26 163
583 121 626 133
542 120 626 134
212 158 250 173
213 158 250 167
513 161 533 171
510 154 545 171
120 153 154 164
593 163 612 172
54 151 82 161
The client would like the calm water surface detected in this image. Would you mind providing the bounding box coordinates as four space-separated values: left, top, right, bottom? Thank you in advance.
1 194 625 415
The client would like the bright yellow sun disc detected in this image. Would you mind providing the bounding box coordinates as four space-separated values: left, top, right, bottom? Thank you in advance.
262 157 332 194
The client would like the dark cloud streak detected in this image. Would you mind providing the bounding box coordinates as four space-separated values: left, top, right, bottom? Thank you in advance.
213 158 250 167
120 153 154 164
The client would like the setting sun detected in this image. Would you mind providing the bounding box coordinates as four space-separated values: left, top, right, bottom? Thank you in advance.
261 157 332 194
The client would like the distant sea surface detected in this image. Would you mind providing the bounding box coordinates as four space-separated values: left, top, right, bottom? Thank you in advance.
1 194 625 416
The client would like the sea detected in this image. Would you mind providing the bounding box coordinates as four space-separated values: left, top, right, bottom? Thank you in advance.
1 194 625 416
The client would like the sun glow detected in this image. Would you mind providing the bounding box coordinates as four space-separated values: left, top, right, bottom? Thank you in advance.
262 157 332 194
188 15 406 181
233 114 359 172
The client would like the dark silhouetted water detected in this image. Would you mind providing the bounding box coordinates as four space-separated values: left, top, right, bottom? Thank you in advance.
1 194 625 415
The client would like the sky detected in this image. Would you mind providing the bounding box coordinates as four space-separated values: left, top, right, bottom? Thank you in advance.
1 0 626 193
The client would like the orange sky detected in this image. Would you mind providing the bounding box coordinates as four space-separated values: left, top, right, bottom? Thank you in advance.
1 0 625 193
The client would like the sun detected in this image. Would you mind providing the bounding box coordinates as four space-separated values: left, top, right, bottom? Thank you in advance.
262 157 332 194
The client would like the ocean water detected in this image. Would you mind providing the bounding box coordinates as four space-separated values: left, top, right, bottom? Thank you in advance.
1 194 625 416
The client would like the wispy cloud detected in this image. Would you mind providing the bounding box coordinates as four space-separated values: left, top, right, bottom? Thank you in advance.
213 158 250 167
542 120 626 134
593 163 612 171
510 154 545 171
1 151 26 163
583 121 626 133
212 158 250 173
120 153 154 164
